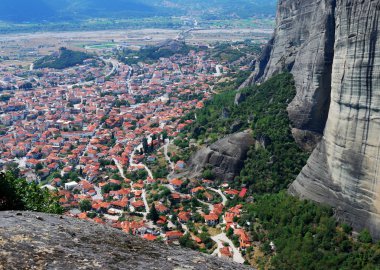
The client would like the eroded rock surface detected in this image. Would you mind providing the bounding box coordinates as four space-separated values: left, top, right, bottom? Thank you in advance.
251 0 380 238
290 0 380 240
246 0 336 149
188 131 255 182
0 211 251 270
249 0 380 240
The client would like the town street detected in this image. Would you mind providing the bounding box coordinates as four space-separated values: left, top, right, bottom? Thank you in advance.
207 187 228 206
212 232 245 264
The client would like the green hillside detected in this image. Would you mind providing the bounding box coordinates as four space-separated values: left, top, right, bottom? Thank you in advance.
34 48 92 70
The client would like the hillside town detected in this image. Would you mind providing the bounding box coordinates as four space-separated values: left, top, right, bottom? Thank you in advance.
0 47 254 264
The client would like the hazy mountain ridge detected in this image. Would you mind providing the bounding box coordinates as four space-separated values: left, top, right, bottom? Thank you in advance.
0 0 276 23
0 0 162 22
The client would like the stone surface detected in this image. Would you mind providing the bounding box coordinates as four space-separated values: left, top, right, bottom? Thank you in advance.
188 131 255 182
246 0 336 149
234 93 247 105
0 211 251 270
248 0 380 239
290 0 380 240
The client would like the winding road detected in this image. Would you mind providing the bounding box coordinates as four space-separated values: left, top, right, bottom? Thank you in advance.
129 148 154 179
212 233 245 264
207 187 228 206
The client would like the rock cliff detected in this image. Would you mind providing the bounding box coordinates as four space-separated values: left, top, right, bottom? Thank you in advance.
188 131 255 182
245 0 336 150
248 0 380 239
0 211 250 270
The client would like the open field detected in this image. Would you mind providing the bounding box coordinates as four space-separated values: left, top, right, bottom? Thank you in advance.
0 27 272 68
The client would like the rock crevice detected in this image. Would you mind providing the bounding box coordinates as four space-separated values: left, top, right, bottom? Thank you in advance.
249 0 380 239
248 0 337 150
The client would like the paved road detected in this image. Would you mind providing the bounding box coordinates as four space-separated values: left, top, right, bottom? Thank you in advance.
163 139 177 181
214 65 223 77
128 145 154 219
67 58 119 89
129 148 154 179
163 139 174 171
93 185 104 200
113 157 126 179
212 233 245 264
207 187 228 206
141 189 149 216
104 58 119 78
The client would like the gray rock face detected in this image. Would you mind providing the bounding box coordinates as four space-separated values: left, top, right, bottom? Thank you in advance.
234 92 247 105
290 0 380 240
189 131 255 182
248 0 336 149
0 211 251 270
249 0 380 239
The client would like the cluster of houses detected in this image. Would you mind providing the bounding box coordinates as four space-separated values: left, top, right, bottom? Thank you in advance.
0 46 256 263
0 49 220 183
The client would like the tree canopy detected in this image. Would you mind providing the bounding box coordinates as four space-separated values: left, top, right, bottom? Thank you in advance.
0 171 62 214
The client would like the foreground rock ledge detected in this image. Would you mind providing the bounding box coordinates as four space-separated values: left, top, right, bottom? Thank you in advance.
0 211 251 270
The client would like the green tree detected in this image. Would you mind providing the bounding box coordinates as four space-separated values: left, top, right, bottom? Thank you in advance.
79 199 92 212
179 233 198 250
148 204 159 224
0 171 62 214
226 227 234 237
358 229 372 243
142 137 149 153
35 163 43 171
202 169 214 180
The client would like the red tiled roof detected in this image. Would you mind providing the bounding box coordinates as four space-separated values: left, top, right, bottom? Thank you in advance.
143 234 157 241
166 231 183 238
204 213 219 221
171 178 183 186
239 188 247 198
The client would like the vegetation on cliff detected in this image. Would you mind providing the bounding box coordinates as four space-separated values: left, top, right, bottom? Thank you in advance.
242 192 380 269
0 171 62 214
183 72 380 269
238 73 309 193
189 73 308 192
34 47 92 69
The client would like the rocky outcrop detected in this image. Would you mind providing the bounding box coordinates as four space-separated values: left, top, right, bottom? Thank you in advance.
251 0 380 239
0 211 250 270
247 0 336 149
290 0 380 240
188 131 255 182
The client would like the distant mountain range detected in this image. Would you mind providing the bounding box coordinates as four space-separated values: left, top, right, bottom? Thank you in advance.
0 0 277 23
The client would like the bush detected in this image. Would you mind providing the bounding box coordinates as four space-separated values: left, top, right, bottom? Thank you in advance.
358 229 372 243
79 199 92 212
0 171 62 214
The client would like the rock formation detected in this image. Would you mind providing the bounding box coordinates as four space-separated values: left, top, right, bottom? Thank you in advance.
246 0 336 149
248 0 380 239
188 131 255 182
0 211 250 270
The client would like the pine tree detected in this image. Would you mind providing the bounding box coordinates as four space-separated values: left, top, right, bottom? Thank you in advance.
148 204 159 224
142 138 148 153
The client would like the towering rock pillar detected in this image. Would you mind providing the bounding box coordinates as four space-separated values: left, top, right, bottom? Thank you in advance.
248 0 380 239
246 0 337 151
290 0 380 239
